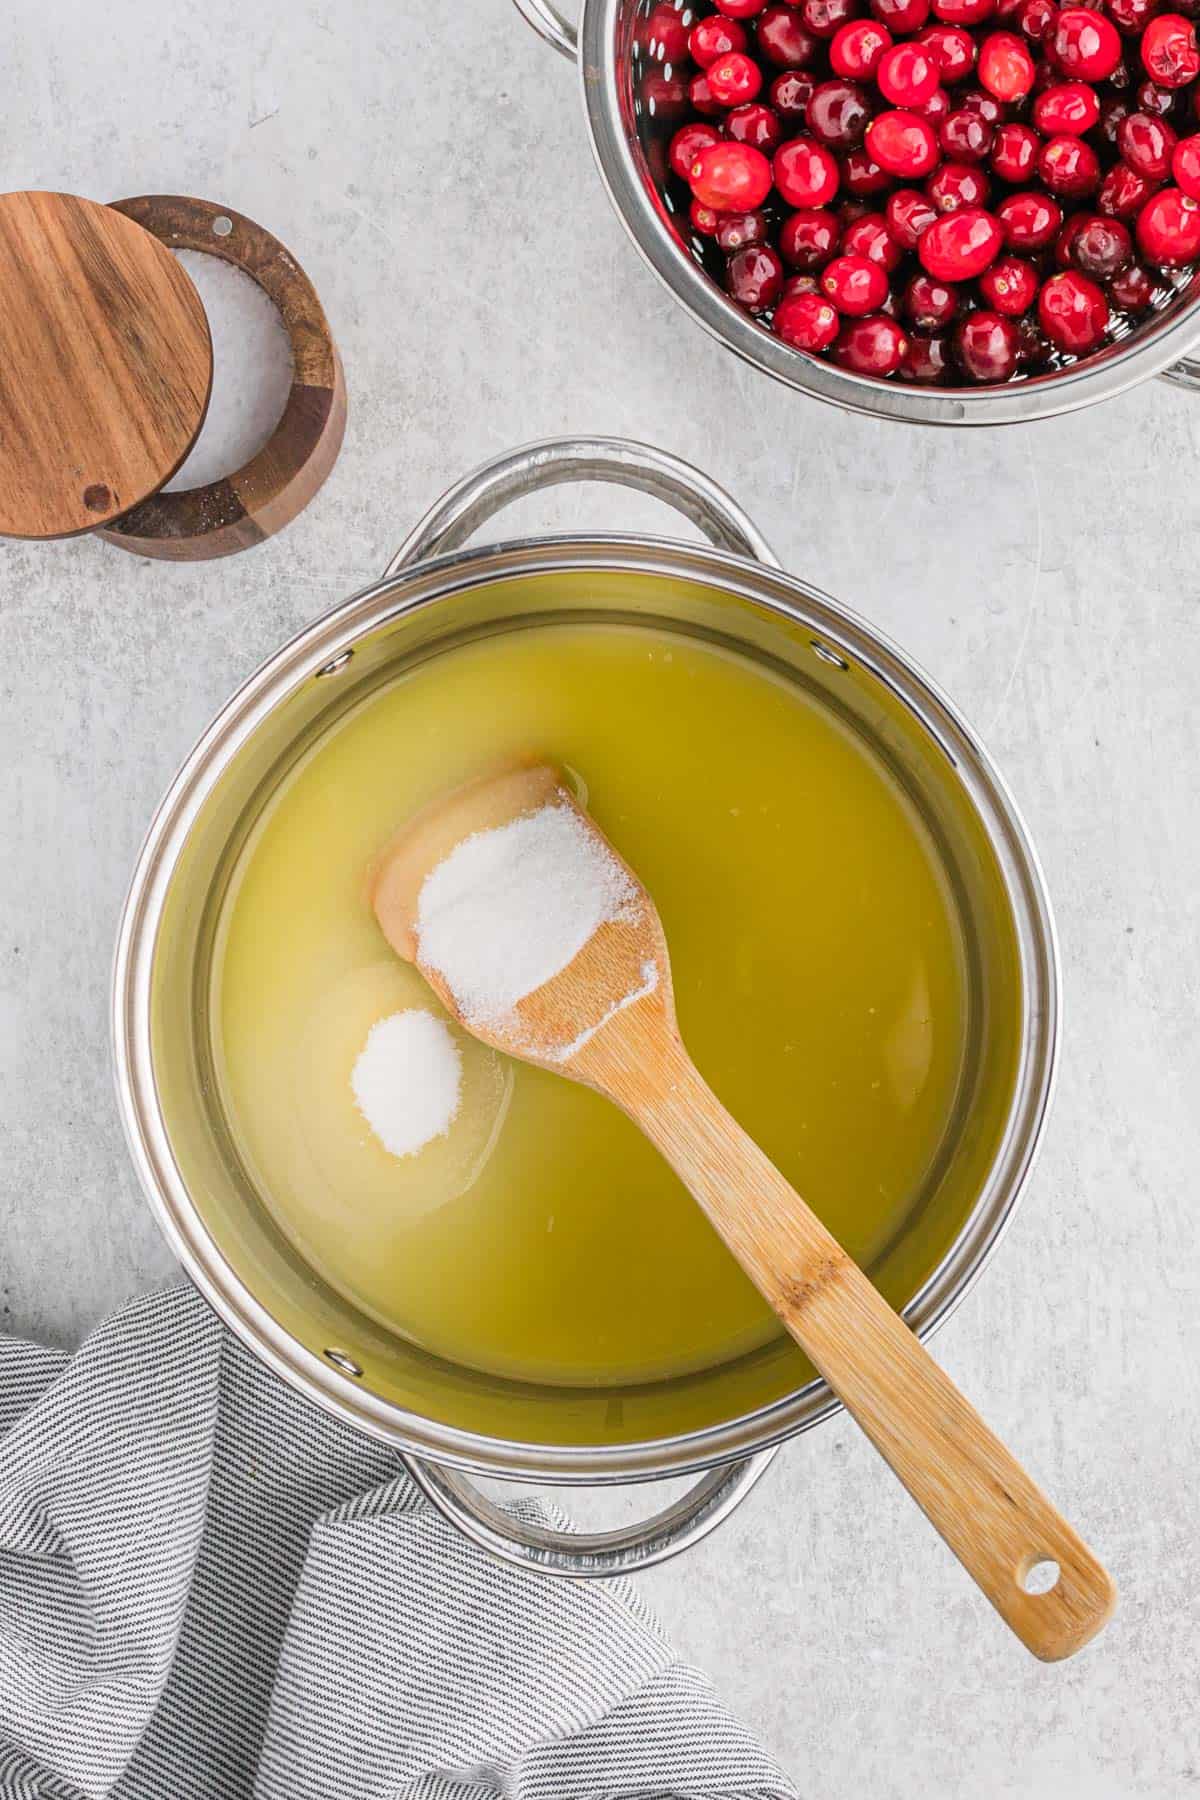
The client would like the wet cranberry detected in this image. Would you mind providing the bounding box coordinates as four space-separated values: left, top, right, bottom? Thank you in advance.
941 107 995 155
800 0 860 37
900 331 953 376
1034 80 1101 132
906 269 962 321
645 3 693 63
1039 133 1102 194
831 18 894 75
1098 97 1133 146
833 312 911 369
1071 212 1134 273
670 122 723 180
808 78 873 145
690 15 749 65
842 211 905 263
1119 110 1178 177
690 198 722 234
774 134 842 202
1108 0 1155 31
960 85 1007 120
780 272 823 296
1018 0 1059 43
997 187 1064 244
822 250 892 309
1173 130 1200 193
780 206 842 263
933 0 997 21
773 288 843 345
920 86 953 122
727 241 786 308
955 308 1021 375
980 251 1041 307
643 70 691 121
1137 182 1200 258
690 140 775 207
918 23 979 79
1108 258 1158 306
872 0 932 29
878 42 942 104
1108 57 1135 90
714 0 770 16
1098 158 1154 212
919 202 1006 270
726 101 785 148
978 29 1037 96
770 70 817 117
1141 13 1200 84
1054 210 1091 263
1038 267 1110 345
716 207 771 249
845 145 895 189
867 106 942 171
929 158 994 205
992 121 1041 178
1136 79 1179 115
707 50 766 104
1052 6 1123 75
758 3 822 64
688 72 727 116
887 185 942 241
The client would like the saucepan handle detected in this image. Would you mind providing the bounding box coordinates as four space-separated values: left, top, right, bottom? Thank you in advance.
382 435 780 577
402 1448 779 1576
510 0 579 60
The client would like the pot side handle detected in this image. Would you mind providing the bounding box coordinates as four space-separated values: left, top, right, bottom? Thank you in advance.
382 436 780 578
402 1448 778 1576
510 0 579 60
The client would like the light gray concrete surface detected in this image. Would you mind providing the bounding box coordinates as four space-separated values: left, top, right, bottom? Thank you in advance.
1 1 1197 1792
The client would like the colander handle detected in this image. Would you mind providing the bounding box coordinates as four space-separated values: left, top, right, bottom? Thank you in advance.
382 436 779 577
401 1447 778 1576
510 0 579 60
1160 357 1200 392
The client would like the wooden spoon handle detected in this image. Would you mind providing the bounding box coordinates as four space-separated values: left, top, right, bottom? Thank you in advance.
626 1038 1116 1661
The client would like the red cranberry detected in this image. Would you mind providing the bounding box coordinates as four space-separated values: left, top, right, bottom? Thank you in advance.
690 140 775 207
1137 182 1200 258
670 122 723 180
960 84 1007 120
900 331 953 376
1099 97 1133 146
1054 210 1091 264
905 269 961 322
992 122 1041 178
980 251 1041 307
714 0 770 16
872 0 932 30
887 185 942 241
688 72 727 116
878 42 942 103
1033 81 1101 132
800 0 860 37
919 203 1005 271
758 3 822 64
933 0 997 21
842 212 906 264
1038 267 1110 345
726 101 785 148
833 312 911 369
955 308 1021 375
727 242 786 308
716 208 771 248
1119 111 1178 177
1108 0 1155 31
1039 134 1102 194
707 50 766 105
1108 57 1135 90
845 145 895 189
929 158 994 204
831 18 894 75
1098 159 1155 213
769 70 817 117
773 288 843 346
780 206 842 263
1141 13 1200 84
1136 79 1179 115
643 70 691 121
774 135 842 202
807 79 873 145
1108 258 1158 305
690 15 749 65
1071 212 1134 273
920 86 954 122
780 272 823 296
997 187 1064 244
1052 7 1123 75
867 107 942 172
977 29 1037 96
821 251 892 309
645 3 693 63
918 23 979 78
941 107 995 155
1173 130 1200 193
690 198 722 234
1018 0 1059 43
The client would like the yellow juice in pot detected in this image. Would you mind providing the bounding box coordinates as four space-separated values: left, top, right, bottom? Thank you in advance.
213 619 969 1388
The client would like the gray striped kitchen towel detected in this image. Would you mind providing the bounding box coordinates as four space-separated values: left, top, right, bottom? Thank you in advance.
0 1284 796 1800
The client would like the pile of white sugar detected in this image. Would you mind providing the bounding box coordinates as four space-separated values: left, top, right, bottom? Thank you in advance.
351 1009 462 1158
416 801 638 1028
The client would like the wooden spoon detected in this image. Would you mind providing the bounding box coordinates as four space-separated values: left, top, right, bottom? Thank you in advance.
372 763 1116 1660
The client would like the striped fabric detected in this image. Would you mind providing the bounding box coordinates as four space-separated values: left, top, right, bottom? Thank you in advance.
0 1286 797 1800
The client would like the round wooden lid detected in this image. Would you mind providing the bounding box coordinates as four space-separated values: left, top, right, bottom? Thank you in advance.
0 191 213 538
